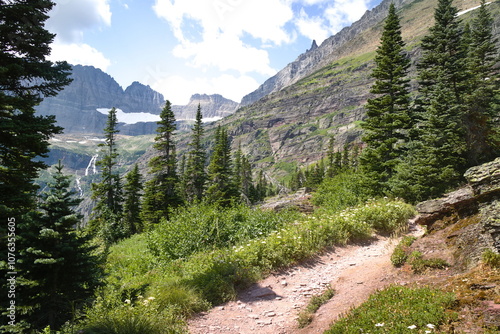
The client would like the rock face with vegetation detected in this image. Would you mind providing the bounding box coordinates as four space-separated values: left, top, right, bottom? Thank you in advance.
208 0 500 179
415 158 500 267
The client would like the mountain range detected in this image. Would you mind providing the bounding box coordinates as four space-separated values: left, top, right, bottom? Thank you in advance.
39 0 500 181
35 65 239 136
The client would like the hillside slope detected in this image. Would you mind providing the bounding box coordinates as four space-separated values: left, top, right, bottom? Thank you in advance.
206 0 500 180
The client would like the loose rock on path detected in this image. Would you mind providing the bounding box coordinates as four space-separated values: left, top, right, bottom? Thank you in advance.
188 222 424 334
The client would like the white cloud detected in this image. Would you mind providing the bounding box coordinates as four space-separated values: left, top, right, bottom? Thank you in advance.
153 0 293 75
46 0 112 70
151 74 259 105
47 0 112 43
324 0 369 33
295 8 330 44
172 34 275 76
49 42 111 71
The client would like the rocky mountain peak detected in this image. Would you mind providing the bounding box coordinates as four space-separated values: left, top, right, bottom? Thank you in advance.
307 40 318 52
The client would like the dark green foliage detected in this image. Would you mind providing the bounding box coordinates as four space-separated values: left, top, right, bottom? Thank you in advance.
184 104 207 203
141 101 183 226
147 203 299 261
0 2 72 330
8 163 102 332
390 0 469 202
233 145 257 203
90 107 124 243
360 3 411 195
391 236 417 267
123 164 143 235
205 126 238 206
312 170 372 213
0 0 71 215
463 0 500 165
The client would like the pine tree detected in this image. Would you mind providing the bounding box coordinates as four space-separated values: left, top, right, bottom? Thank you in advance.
0 0 71 217
184 104 207 203
141 101 182 225
359 3 411 194
90 107 124 243
463 0 500 164
326 136 337 178
390 0 468 201
205 126 238 206
123 164 143 235
13 162 102 332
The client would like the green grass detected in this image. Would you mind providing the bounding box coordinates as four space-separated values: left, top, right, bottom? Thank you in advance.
77 199 416 332
391 235 417 267
325 286 456 334
297 287 335 328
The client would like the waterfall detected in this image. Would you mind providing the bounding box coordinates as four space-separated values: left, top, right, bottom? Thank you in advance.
85 154 99 176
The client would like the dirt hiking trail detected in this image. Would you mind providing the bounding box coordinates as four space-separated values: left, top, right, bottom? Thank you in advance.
188 221 424 334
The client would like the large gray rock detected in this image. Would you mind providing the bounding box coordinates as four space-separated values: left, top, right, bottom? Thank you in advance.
464 157 500 196
415 158 500 260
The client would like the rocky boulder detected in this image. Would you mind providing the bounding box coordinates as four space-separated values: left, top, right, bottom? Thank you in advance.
415 158 500 266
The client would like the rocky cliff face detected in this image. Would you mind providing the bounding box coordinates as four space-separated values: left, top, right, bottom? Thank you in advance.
240 0 410 106
415 158 500 268
213 0 499 178
36 65 238 136
172 94 239 121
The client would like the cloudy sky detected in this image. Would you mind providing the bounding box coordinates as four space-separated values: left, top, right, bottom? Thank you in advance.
46 0 381 105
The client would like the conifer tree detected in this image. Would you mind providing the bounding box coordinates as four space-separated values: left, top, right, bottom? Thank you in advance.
90 107 124 243
184 104 207 203
463 0 500 164
390 0 468 201
123 164 143 235
142 101 182 225
205 126 238 206
0 0 72 218
13 162 102 332
359 3 411 194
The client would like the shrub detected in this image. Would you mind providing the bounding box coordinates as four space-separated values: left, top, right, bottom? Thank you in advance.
312 171 373 213
147 204 300 261
325 286 456 333
482 248 500 268
297 287 335 328
408 251 450 274
81 295 186 334
391 236 417 267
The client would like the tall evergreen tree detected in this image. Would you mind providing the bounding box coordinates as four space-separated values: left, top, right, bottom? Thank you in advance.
390 0 468 202
463 0 500 164
122 164 143 235
90 107 124 243
141 101 182 225
184 104 207 203
359 3 411 194
12 162 102 332
205 126 238 206
0 0 72 217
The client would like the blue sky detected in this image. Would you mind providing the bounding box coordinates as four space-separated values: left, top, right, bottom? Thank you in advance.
46 0 382 105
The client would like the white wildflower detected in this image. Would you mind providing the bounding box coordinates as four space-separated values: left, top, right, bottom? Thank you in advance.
408 325 417 329
375 323 384 327
426 324 435 329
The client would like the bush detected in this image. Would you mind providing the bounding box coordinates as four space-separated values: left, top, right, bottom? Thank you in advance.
81 295 186 334
482 248 500 268
325 286 456 333
147 204 300 261
391 236 417 267
312 171 373 213
408 251 450 274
